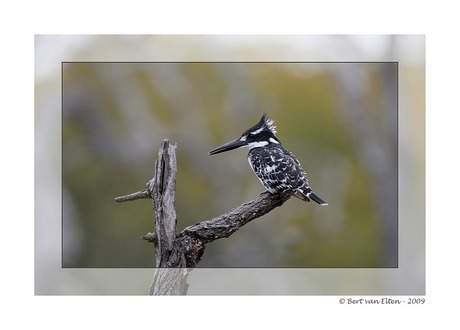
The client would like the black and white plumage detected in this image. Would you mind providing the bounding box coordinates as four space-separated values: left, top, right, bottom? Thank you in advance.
209 114 327 205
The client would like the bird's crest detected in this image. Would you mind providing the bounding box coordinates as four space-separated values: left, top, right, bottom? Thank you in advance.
247 113 277 136
261 113 277 135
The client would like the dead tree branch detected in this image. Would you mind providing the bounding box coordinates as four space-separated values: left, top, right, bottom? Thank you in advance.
115 139 291 295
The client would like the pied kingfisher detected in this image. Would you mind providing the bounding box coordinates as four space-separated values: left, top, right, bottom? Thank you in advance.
209 114 327 205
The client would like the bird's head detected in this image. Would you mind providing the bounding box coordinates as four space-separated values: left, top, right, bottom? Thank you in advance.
209 114 280 155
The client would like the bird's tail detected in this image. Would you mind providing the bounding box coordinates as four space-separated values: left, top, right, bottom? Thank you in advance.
292 186 328 206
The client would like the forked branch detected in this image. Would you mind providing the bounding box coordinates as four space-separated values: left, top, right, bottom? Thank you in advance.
115 139 291 294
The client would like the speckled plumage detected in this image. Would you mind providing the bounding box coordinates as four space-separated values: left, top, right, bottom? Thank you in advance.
248 141 326 204
209 114 327 205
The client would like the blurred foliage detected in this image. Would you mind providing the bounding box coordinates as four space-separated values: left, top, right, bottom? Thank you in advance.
62 61 397 268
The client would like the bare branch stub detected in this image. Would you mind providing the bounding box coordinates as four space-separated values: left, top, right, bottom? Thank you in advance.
114 189 151 202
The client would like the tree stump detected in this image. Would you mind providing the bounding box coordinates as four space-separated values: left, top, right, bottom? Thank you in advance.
115 139 291 295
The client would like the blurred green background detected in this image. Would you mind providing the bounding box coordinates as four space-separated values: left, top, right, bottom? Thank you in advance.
61 60 397 268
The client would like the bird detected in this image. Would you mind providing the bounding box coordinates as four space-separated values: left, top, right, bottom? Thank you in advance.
209 114 328 205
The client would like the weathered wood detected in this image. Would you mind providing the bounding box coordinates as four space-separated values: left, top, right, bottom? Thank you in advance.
149 268 188 295
177 190 291 267
149 139 180 268
115 139 292 295
148 140 188 295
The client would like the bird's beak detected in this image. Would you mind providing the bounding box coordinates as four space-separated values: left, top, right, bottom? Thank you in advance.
209 138 247 155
